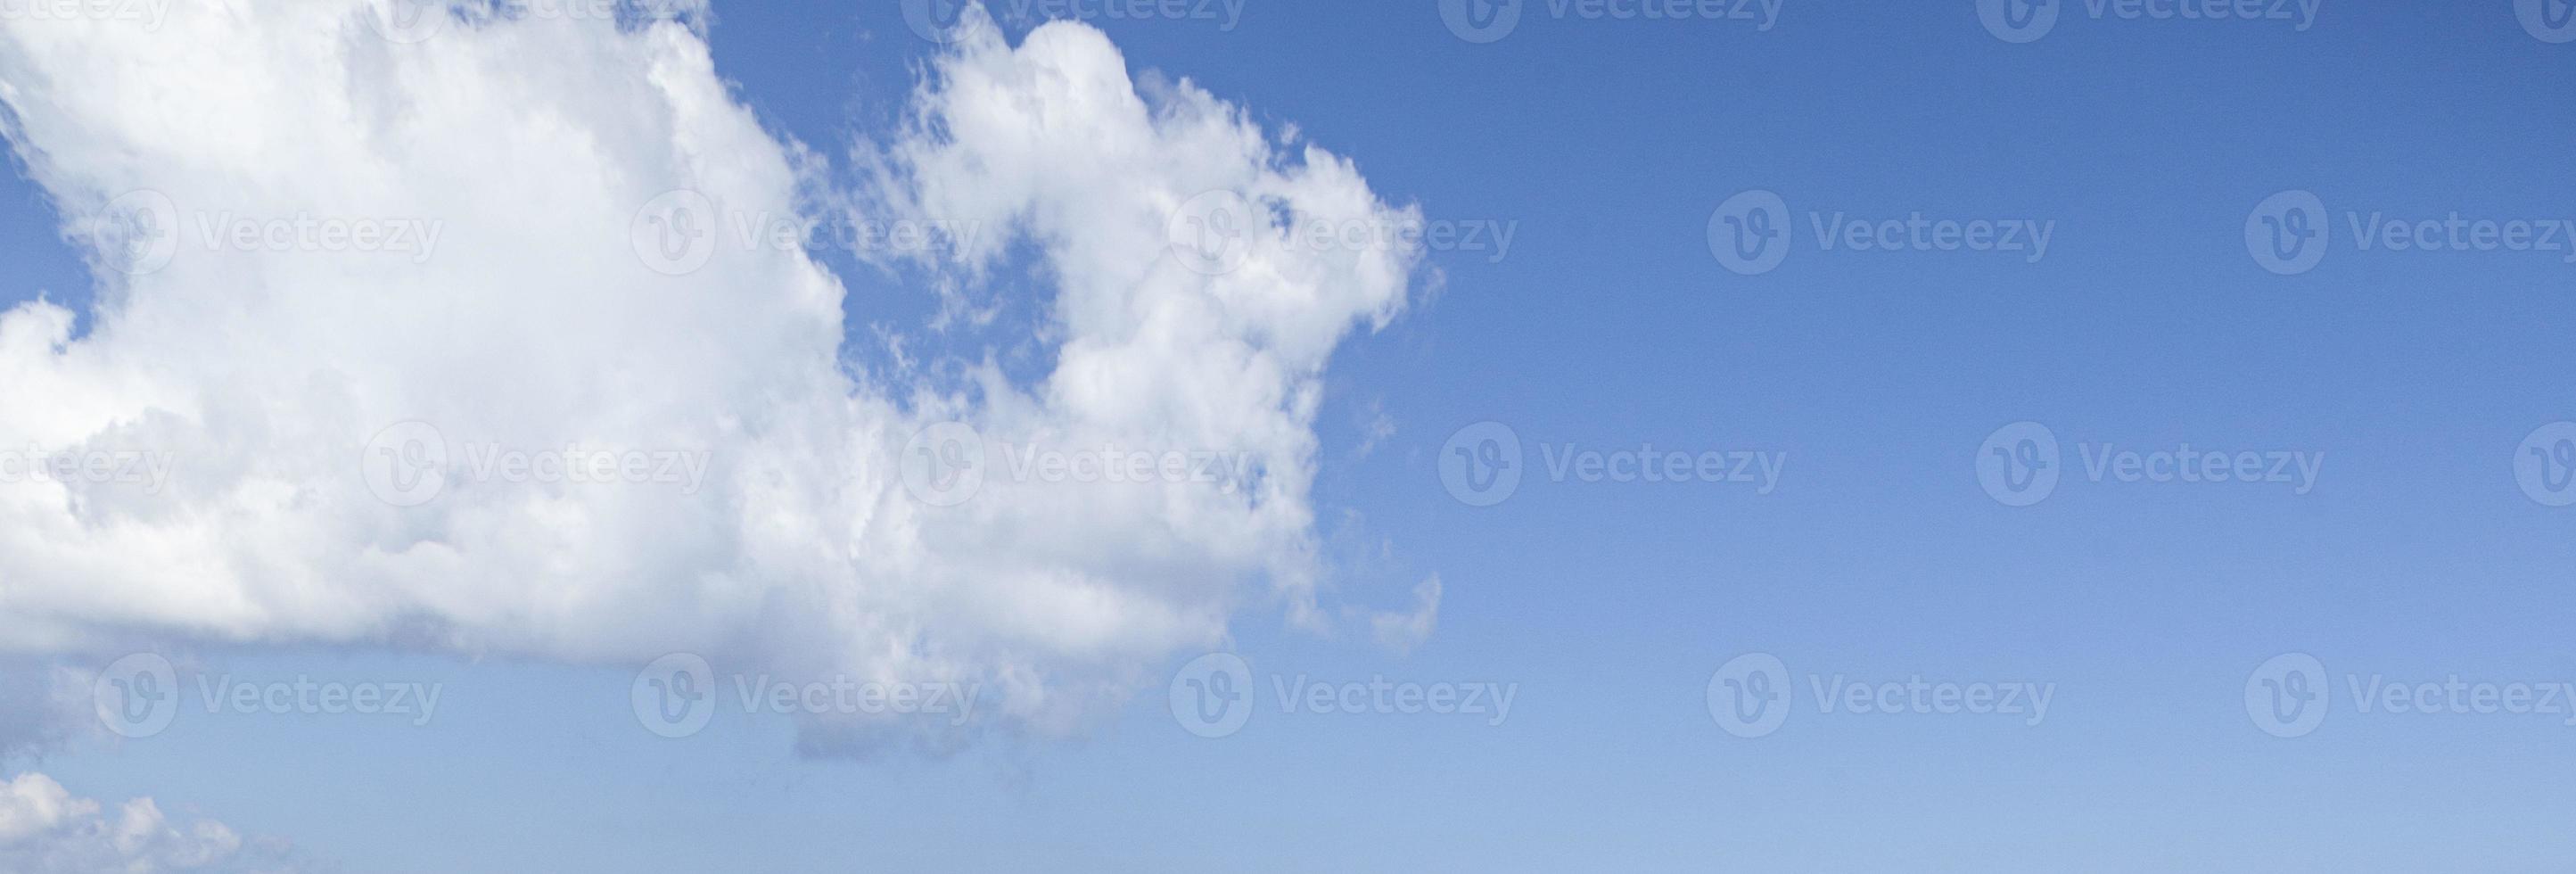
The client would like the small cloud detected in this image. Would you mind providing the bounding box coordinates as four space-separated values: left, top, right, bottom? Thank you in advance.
0 771 304 872
1351 401 1395 461
1370 574 1442 656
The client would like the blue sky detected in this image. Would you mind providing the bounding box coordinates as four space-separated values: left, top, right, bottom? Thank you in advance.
2 0 2574 871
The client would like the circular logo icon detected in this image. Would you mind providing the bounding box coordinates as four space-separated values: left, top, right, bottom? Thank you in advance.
362 421 449 507
91 190 178 276
632 653 717 738
1169 652 1254 738
1440 0 1523 43
1978 0 2060 42
1708 189 1792 276
1976 421 2062 507
901 422 985 507
631 189 719 276
1167 190 1258 276
94 653 178 739
1439 421 1524 507
1707 653 1791 738
2514 422 2576 507
902 0 981 43
363 0 450 44
2245 189 2329 276
2519 0 2576 43
2244 652 2329 738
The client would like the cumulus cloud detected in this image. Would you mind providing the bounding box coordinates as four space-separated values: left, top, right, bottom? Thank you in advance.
0 772 294 873
0 0 1423 745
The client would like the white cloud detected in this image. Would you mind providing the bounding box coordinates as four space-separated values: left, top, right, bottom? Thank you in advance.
0 1 1422 745
0 772 292 873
